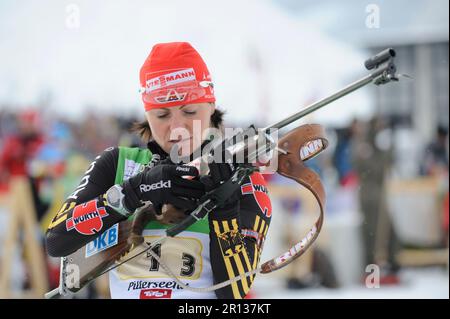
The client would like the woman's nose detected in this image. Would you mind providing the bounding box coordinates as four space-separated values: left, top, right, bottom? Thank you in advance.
168 113 188 134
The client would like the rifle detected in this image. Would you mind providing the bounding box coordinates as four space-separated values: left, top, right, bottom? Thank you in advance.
45 48 403 298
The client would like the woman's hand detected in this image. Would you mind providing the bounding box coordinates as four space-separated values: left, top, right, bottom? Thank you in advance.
200 161 241 211
121 164 205 213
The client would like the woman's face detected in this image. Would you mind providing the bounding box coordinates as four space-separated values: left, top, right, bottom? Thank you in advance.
146 103 215 156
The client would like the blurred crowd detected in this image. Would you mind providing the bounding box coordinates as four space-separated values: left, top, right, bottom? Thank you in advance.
332 116 448 284
0 107 448 297
0 108 146 297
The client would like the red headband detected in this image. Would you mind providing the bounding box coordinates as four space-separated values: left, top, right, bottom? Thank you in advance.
139 42 216 111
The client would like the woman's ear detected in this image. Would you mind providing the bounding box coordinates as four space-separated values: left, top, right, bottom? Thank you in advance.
210 103 216 115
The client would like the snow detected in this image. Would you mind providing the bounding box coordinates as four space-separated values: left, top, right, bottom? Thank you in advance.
251 267 449 299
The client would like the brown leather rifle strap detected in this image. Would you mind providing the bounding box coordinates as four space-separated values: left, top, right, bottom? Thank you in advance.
261 124 328 273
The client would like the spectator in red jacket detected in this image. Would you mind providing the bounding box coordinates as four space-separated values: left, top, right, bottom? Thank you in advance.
0 110 48 219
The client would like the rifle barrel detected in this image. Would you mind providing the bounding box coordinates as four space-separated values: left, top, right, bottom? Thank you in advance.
263 49 398 132
263 73 374 132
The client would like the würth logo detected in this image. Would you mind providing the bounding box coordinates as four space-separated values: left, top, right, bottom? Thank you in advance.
140 180 171 192
241 173 272 217
66 200 108 235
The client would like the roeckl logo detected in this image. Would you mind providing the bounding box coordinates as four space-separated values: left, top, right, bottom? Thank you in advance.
176 166 191 173
140 180 171 192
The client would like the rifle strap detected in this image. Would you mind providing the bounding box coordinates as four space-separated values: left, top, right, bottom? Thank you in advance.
261 124 328 273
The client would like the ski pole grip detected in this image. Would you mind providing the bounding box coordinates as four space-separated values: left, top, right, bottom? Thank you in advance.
365 48 396 70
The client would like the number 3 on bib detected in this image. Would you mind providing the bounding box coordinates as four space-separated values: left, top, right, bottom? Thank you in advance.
146 243 196 277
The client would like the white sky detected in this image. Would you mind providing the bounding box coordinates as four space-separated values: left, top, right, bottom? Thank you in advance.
0 0 376 127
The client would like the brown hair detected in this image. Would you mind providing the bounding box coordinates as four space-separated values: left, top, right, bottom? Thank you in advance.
130 107 225 142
